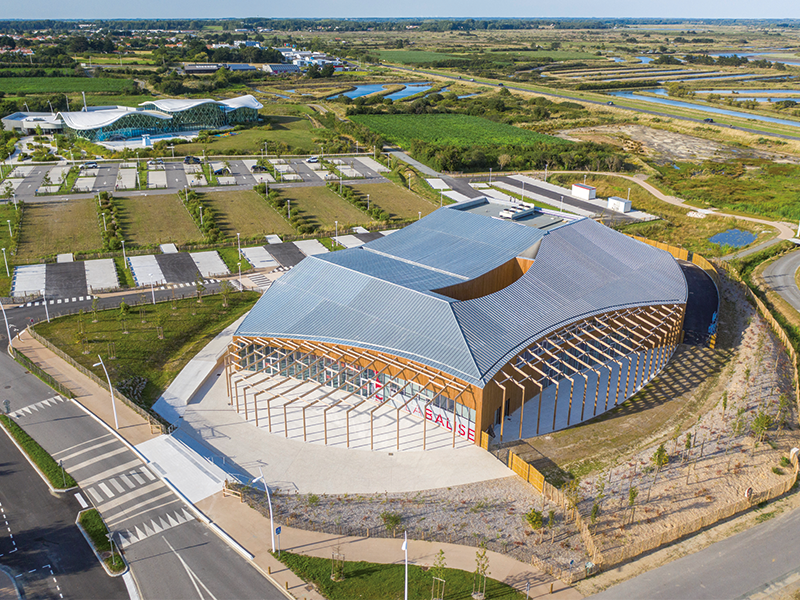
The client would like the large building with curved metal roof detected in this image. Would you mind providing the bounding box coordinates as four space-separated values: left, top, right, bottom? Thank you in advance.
228 199 687 448
16 95 264 142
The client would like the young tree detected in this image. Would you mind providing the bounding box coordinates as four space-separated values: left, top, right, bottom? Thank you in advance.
473 543 490 600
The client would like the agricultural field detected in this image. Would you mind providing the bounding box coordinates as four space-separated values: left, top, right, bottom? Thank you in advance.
350 114 568 148
17 199 101 259
114 195 201 247
0 77 136 94
280 186 367 230
377 50 468 64
200 190 295 238
352 182 436 220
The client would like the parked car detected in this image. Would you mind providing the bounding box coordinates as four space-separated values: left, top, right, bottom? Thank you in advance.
306 156 319 163
184 156 201 164
252 165 269 173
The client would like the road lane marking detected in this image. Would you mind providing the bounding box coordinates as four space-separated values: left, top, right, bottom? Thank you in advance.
98 482 115 498
55 435 116 462
163 536 219 600
74 493 88 508
109 478 125 494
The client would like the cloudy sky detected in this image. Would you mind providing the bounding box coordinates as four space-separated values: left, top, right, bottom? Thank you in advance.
7 0 799 20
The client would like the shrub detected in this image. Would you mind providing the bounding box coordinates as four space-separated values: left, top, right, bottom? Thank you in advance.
524 508 543 530
380 511 402 531
0 415 77 488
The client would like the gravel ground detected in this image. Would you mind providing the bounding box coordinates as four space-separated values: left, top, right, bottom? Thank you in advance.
576 272 798 560
242 476 588 569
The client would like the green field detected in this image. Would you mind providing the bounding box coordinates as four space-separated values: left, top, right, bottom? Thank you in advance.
0 77 136 94
351 114 568 148
17 199 101 259
115 195 201 246
277 552 525 600
282 186 367 230
200 190 295 238
175 115 319 156
377 50 468 64
354 182 436 219
654 161 800 221
35 292 260 408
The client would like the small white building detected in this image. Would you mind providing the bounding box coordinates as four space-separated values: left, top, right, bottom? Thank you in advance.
572 183 597 201
608 196 632 213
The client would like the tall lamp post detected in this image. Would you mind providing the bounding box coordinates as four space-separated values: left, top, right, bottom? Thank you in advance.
1 248 8 277
334 220 338 248
237 261 242 289
93 355 119 430
252 469 275 552
121 240 127 268
237 232 241 258
148 274 156 304
6 220 11 238
41 289 50 323
0 298 12 353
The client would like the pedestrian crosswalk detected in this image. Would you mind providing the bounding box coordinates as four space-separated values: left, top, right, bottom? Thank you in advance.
247 273 272 291
16 279 222 307
8 395 67 418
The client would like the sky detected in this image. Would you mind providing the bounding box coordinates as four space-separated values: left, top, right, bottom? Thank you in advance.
6 0 800 20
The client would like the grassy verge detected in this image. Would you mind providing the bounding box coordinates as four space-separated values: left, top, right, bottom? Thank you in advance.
58 167 79 193
276 551 526 600
113 256 136 288
79 509 126 573
218 246 244 272
34 292 260 408
0 414 77 488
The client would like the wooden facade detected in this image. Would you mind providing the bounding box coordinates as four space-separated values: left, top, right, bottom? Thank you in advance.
228 301 685 447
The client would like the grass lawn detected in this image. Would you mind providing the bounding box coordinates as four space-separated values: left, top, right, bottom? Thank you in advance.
353 182 436 220
281 186 367 230
200 190 295 238
548 174 772 258
0 77 135 94
35 292 259 409
114 195 201 247
175 110 320 156
0 202 19 294
79 94 156 108
277 552 526 600
17 199 101 260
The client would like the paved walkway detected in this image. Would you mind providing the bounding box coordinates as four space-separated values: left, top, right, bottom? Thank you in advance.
197 492 578 600
520 170 796 258
11 330 158 446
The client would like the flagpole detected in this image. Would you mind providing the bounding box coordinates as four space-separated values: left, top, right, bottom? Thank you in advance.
403 531 408 600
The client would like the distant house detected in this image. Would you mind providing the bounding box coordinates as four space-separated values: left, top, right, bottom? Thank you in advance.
262 63 301 75
226 63 256 71
183 63 222 74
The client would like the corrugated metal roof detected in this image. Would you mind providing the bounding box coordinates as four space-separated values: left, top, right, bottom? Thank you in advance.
236 214 687 387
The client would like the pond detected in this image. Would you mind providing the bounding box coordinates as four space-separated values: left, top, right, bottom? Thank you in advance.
708 228 757 248
710 52 800 67
328 84 388 99
384 83 433 100
606 90 800 129
636 56 654 64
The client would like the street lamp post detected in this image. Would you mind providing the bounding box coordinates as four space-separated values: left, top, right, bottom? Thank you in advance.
93 355 118 430
102 212 107 231
1 248 8 277
489 167 492 184
252 469 275 552
121 240 127 268
418 211 421 221
237 261 242 289
334 220 338 247
6 220 11 237
237 232 241 258
41 290 50 323
366 194 370 211
169 144 175 158
149 274 156 304
200 205 203 226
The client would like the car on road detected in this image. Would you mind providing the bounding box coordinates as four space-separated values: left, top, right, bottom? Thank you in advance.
606 101 614 105
252 165 269 173
703 118 714 123
184 156 201 164
306 156 319 163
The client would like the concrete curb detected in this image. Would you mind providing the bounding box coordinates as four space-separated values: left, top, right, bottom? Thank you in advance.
75 509 129 578
0 565 22 600
0 415 78 495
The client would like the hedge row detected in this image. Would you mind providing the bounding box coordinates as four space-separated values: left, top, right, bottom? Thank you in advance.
0 414 77 488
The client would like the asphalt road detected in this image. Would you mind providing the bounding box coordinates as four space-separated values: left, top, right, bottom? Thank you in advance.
763 249 800 313
591 499 800 600
0 415 127 600
0 350 285 600
678 261 719 346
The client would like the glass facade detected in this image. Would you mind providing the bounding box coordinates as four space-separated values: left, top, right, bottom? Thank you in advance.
237 344 476 441
66 101 260 142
